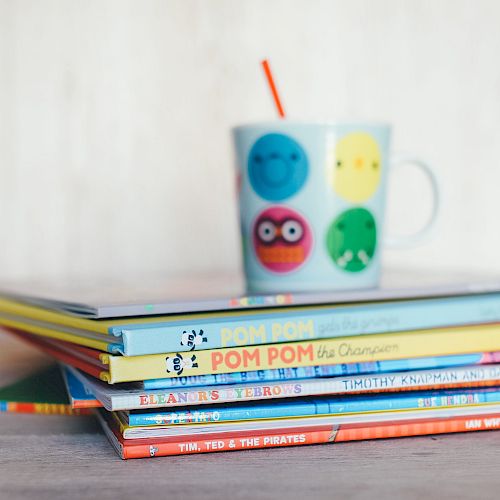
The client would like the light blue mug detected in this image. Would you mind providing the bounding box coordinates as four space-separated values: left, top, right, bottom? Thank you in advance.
233 122 440 293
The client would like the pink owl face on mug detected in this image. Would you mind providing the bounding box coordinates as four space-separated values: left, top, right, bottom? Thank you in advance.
252 206 313 273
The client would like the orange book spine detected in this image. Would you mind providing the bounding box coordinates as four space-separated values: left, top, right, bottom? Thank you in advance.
71 399 102 409
123 429 334 459
333 415 500 441
118 413 500 459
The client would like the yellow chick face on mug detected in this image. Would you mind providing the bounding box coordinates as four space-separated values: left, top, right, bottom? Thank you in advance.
331 132 382 202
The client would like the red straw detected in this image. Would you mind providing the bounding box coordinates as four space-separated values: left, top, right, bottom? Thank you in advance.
261 59 286 119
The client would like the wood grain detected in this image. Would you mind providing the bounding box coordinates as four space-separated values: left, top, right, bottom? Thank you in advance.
0 330 499 499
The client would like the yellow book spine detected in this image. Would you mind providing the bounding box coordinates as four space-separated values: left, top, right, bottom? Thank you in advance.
102 325 500 383
0 315 113 352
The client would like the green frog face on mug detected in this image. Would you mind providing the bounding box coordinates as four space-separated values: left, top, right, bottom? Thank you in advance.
326 208 377 272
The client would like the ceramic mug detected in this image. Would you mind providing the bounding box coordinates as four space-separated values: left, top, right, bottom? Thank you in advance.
233 122 440 293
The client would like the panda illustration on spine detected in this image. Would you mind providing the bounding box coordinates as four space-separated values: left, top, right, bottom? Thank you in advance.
180 329 207 351
149 445 159 457
165 353 198 376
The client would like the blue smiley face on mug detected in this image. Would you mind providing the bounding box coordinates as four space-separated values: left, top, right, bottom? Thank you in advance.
248 133 309 201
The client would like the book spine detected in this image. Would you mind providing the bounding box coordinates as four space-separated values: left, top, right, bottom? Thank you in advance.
0 401 90 415
123 429 332 459
106 326 500 383
113 364 500 410
118 293 500 355
127 401 324 425
142 352 495 389
71 399 102 409
120 413 500 459
126 388 500 426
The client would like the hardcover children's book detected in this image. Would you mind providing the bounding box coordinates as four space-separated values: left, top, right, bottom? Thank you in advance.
11 325 500 383
3 290 500 356
0 364 90 415
57 350 500 392
96 407 500 459
68 363 500 411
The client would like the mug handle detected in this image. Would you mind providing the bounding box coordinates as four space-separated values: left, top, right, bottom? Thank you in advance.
383 155 441 249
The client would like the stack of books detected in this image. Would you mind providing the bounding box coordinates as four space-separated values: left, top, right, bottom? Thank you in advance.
1 273 500 459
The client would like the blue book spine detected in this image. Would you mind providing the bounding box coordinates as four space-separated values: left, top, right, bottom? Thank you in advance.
142 352 489 389
111 293 500 355
126 387 500 426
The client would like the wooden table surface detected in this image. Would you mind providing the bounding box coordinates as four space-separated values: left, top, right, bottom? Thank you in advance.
0 331 499 500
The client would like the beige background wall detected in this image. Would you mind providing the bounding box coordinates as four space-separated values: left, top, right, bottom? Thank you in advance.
0 0 499 281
